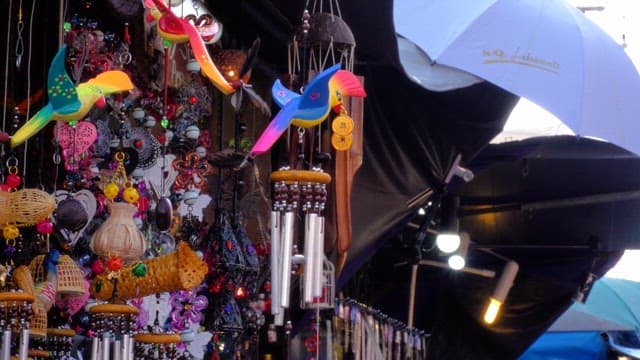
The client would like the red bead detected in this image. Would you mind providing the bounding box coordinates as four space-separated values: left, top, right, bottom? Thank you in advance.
107 256 123 271
134 139 143 149
92 260 106 275
37 219 54 234
5 174 21 188
137 196 149 212
226 240 233 251
188 96 197 105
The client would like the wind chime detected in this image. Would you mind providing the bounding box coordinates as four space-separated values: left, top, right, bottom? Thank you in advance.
0 292 34 360
266 0 364 328
89 303 139 360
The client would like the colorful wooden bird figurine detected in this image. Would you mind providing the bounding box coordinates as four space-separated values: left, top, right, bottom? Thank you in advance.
144 0 271 115
145 0 234 95
34 249 60 312
241 64 366 165
10 45 134 148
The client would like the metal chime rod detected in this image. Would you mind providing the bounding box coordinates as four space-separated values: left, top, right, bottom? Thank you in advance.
113 339 122 360
102 332 111 360
280 211 294 308
270 210 282 316
18 328 29 360
122 334 132 360
303 212 318 304
1 329 10 360
129 335 135 360
313 215 325 298
91 336 100 359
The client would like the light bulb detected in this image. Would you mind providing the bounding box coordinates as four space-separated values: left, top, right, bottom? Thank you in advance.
436 233 461 253
484 297 502 324
448 254 466 270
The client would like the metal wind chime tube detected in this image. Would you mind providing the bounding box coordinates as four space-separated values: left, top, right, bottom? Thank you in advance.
102 331 111 360
313 214 325 298
303 208 318 304
1 325 10 360
280 210 295 309
122 333 132 360
18 327 29 360
91 335 100 359
270 209 282 320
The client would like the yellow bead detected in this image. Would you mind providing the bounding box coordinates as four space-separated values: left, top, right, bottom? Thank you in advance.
122 187 140 204
104 182 120 200
3 225 19 240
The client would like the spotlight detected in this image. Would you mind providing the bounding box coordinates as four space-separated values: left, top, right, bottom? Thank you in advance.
483 261 519 324
436 233 461 253
448 254 465 270
446 232 469 270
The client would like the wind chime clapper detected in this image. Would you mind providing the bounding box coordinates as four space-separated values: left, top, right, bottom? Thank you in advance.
89 303 139 360
269 168 333 319
0 292 35 360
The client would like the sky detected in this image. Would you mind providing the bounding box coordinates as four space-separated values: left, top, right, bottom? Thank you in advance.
496 0 640 282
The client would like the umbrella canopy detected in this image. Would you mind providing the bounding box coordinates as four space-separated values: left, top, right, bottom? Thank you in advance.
548 308 631 332
394 0 640 155
573 277 640 331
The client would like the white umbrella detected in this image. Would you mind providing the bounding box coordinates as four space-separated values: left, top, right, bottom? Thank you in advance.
394 0 640 155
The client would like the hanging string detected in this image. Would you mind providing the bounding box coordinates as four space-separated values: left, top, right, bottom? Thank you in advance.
22 0 36 179
2 0 15 133
15 0 24 70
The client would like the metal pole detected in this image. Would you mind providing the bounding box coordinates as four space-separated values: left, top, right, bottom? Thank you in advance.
408 264 418 328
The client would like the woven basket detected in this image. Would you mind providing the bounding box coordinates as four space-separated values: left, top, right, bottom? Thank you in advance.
90 202 146 262
29 255 86 296
90 242 207 301
0 189 56 228
31 310 48 338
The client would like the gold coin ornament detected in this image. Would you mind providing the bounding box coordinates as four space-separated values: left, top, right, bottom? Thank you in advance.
332 115 354 136
331 133 353 151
